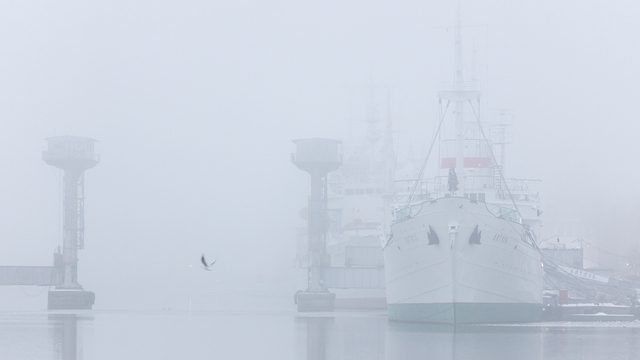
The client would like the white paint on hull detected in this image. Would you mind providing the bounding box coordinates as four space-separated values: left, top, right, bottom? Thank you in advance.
384 197 543 312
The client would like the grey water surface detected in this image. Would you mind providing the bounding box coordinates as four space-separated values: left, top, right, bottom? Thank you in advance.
1 310 639 360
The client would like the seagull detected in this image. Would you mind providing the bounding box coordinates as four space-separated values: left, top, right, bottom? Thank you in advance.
201 255 216 271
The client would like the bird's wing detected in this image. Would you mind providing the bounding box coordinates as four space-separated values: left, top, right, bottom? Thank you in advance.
201 255 208 267
209 259 217 266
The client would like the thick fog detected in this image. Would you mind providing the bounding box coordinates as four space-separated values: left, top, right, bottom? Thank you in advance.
0 0 639 310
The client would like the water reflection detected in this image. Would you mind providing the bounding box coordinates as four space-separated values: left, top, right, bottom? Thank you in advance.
386 322 542 360
300 315 640 360
305 317 330 360
49 314 88 360
298 315 640 360
299 315 387 360
299 316 544 360
1 310 638 359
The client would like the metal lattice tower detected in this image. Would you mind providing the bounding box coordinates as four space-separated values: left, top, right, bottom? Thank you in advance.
43 136 99 289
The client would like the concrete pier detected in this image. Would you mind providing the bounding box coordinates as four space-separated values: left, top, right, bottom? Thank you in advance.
295 292 336 312
48 290 95 310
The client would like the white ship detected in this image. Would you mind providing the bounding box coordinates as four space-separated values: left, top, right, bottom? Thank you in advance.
382 8 543 323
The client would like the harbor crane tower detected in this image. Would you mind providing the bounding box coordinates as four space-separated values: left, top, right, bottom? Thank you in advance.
0 136 98 309
292 138 342 311
43 136 99 308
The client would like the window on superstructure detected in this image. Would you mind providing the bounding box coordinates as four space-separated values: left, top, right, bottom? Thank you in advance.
355 189 365 195
365 188 374 195
345 189 354 195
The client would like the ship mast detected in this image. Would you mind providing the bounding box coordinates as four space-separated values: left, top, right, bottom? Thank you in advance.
383 90 395 234
436 1 481 197
454 0 465 196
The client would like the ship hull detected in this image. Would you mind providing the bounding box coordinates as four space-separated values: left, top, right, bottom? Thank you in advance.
388 303 542 324
384 197 543 324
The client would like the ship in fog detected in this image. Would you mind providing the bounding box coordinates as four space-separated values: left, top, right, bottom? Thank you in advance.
382 6 544 323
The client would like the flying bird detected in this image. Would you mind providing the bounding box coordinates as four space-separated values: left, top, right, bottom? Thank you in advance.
201 255 216 271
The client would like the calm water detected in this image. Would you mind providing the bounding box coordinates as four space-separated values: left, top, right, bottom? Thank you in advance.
1 310 639 360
